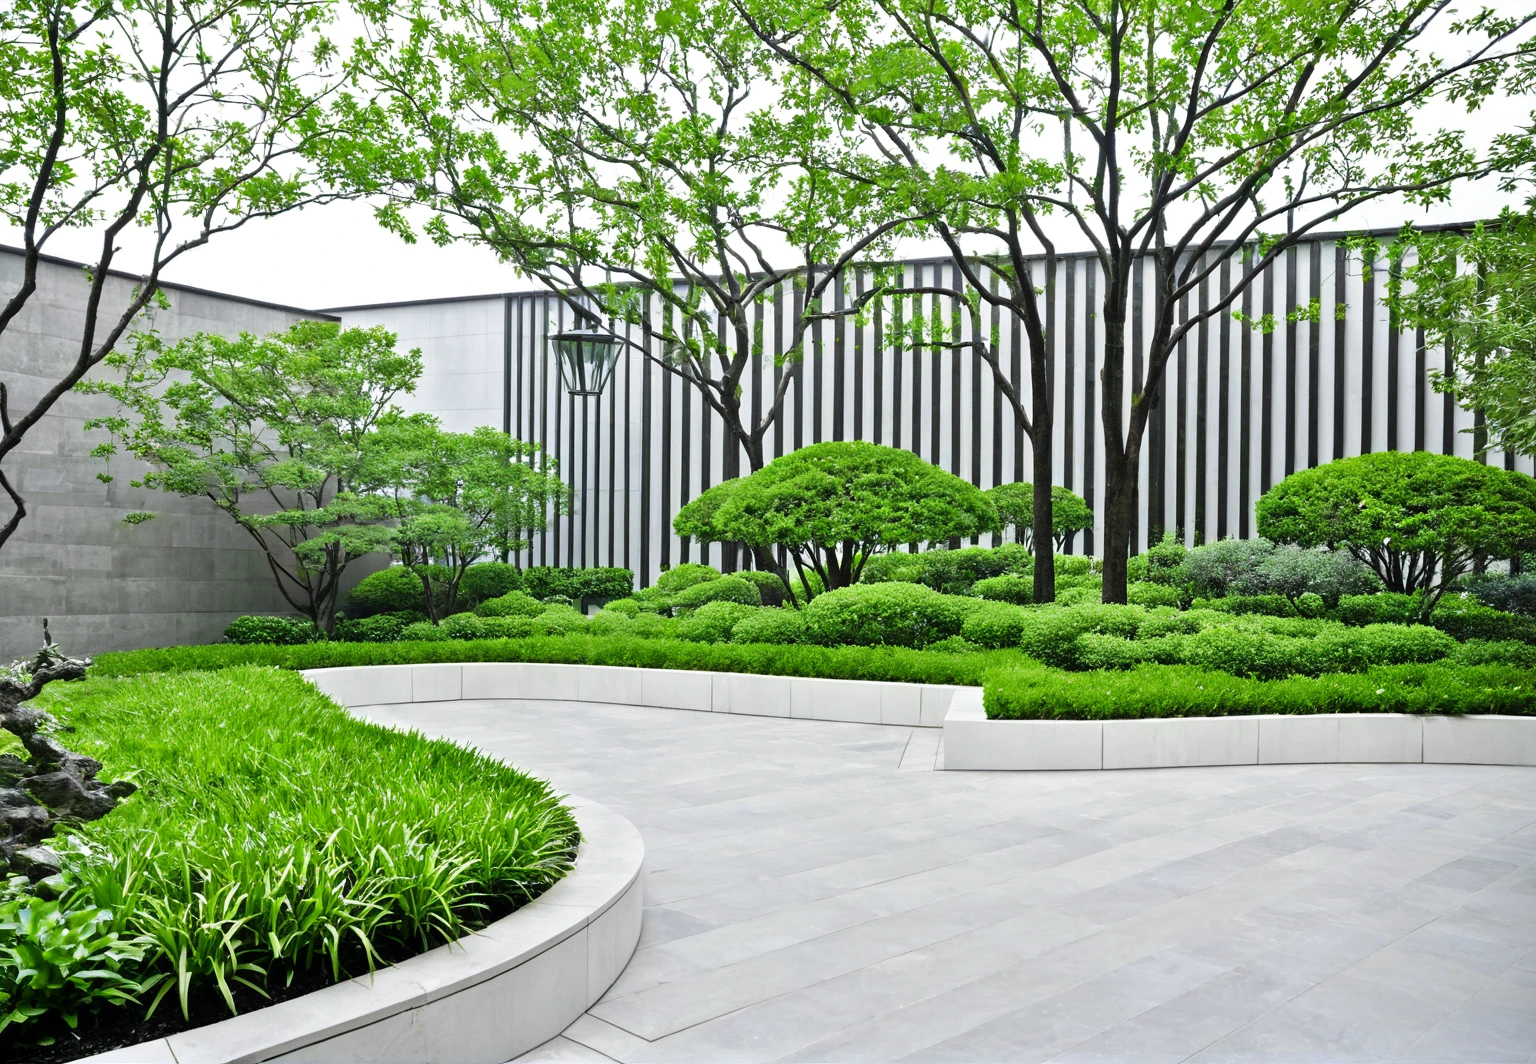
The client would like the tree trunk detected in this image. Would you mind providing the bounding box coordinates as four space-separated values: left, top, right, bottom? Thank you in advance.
1100 446 1138 603
1031 435 1056 603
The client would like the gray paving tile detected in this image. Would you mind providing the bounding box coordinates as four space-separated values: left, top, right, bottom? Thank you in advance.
347 699 1536 1064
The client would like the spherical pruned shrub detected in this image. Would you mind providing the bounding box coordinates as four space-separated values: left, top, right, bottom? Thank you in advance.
1337 592 1422 627
1126 581 1183 609
627 612 678 639
439 612 486 640
675 601 760 643
587 610 633 636
601 597 642 616
1017 604 1146 668
735 569 791 607
960 601 1032 648
1430 597 1536 644
1179 626 1303 680
479 616 540 639
1295 592 1327 618
346 565 443 618
858 551 928 586
673 574 762 608
973 574 1034 605
400 620 450 642
474 591 546 618
333 611 423 643
536 606 590 635
223 615 316 646
1074 633 1147 670
655 563 722 594
803 583 967 647
731 608 809 645
457 562 524 608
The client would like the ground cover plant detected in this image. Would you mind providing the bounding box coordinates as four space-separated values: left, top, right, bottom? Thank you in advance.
1 667 576 1057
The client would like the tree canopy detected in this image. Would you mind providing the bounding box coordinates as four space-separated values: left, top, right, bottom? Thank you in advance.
986 483 1093 552
1255 451 1536 617
81 321 425 630
674 442 997 594
1387 205 1536 459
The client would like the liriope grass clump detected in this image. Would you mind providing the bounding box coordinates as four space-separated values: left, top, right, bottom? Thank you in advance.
7 667 576 1050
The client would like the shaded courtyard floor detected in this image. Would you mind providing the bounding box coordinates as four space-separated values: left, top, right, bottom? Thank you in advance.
354 698 1536 1063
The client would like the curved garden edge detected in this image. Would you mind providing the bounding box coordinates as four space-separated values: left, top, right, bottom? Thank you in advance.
74 795 644 1064
299 660 1536 773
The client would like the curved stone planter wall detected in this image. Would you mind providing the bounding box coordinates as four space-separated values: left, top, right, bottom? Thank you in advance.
302 660 1536 773
79 796 643 1064
942 688 1536 770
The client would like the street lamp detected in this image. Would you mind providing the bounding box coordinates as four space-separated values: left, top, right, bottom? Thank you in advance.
550 324 621 397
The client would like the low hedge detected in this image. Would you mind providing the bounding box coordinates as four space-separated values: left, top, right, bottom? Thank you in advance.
984 661 1536 719
92 635 1012 687
92 635 1536 720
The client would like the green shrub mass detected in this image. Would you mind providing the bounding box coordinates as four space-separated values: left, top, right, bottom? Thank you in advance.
347 565 442 618
523 565 635 600
730 608 808 645
474 590 546 617
334 611 424 643
675 600 760 642
985 662 1535 719
457 562 525 606
672 574 762 608
805 582 967 647
223 615 316 645
653 563 721 594
4 668 575 1048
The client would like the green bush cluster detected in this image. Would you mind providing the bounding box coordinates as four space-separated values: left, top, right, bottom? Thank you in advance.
523 566 635 601
473 590 546 617
804 583 967 647
222 615 316 645
334 611 424 643
984 662 1536 720
4 668 576 1049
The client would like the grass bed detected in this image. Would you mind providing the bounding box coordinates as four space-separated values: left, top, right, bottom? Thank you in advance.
4 667 577 1059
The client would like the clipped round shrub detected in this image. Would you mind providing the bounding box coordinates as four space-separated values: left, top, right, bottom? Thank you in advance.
973 574 1034 605
478 616 540 639
601 597 642 616
1126 581 1183 608
223 615 316 646
1180 626 1303 679
731 608 809 645
474 590 546 618
675 601 760 643
1126 532 1186 586
735 569 791 607
1430 597 1536 644
1074 633 1147 670
334 611 423 643
457 562 524 607
1138 608 1209 639
626 612 678 639
1017 604 1149 668
655 563 722 594
536 606 590 635
673 574 762 608
1295 592 1326 618
1337 592 1422 627
346 565 442 618
400 620 450 642
858 551 928 586
961 601 1033 649
803 583 966 647
1452 639 1536 668
1054 554 1094 578
440 612 486 640
587 610 633 636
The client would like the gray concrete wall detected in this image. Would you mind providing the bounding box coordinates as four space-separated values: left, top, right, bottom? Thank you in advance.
0 250 333 661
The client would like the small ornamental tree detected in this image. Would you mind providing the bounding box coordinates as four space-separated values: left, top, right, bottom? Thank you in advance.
676 442 997 599
1255 452 1536 618
81 322 424 633
369 422 567 621
986 483 1093 552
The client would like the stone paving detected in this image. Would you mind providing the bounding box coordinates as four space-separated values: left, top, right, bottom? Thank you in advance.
354 698 1536 1063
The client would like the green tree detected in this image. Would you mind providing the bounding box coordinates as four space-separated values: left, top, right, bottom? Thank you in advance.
675 442 997 599
745 0 1536 603
986 483 1092 552
79 321 424 632
342 0 925 476
0 0 357 552
1386 205 1536 459
370 422 567 622
1255 451 1536 618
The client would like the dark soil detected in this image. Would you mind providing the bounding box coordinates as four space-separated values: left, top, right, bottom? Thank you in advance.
7 895 522 1063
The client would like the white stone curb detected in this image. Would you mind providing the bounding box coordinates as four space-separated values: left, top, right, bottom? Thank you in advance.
942 687 1536 771
300 661 960 728
76 796 643 1064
